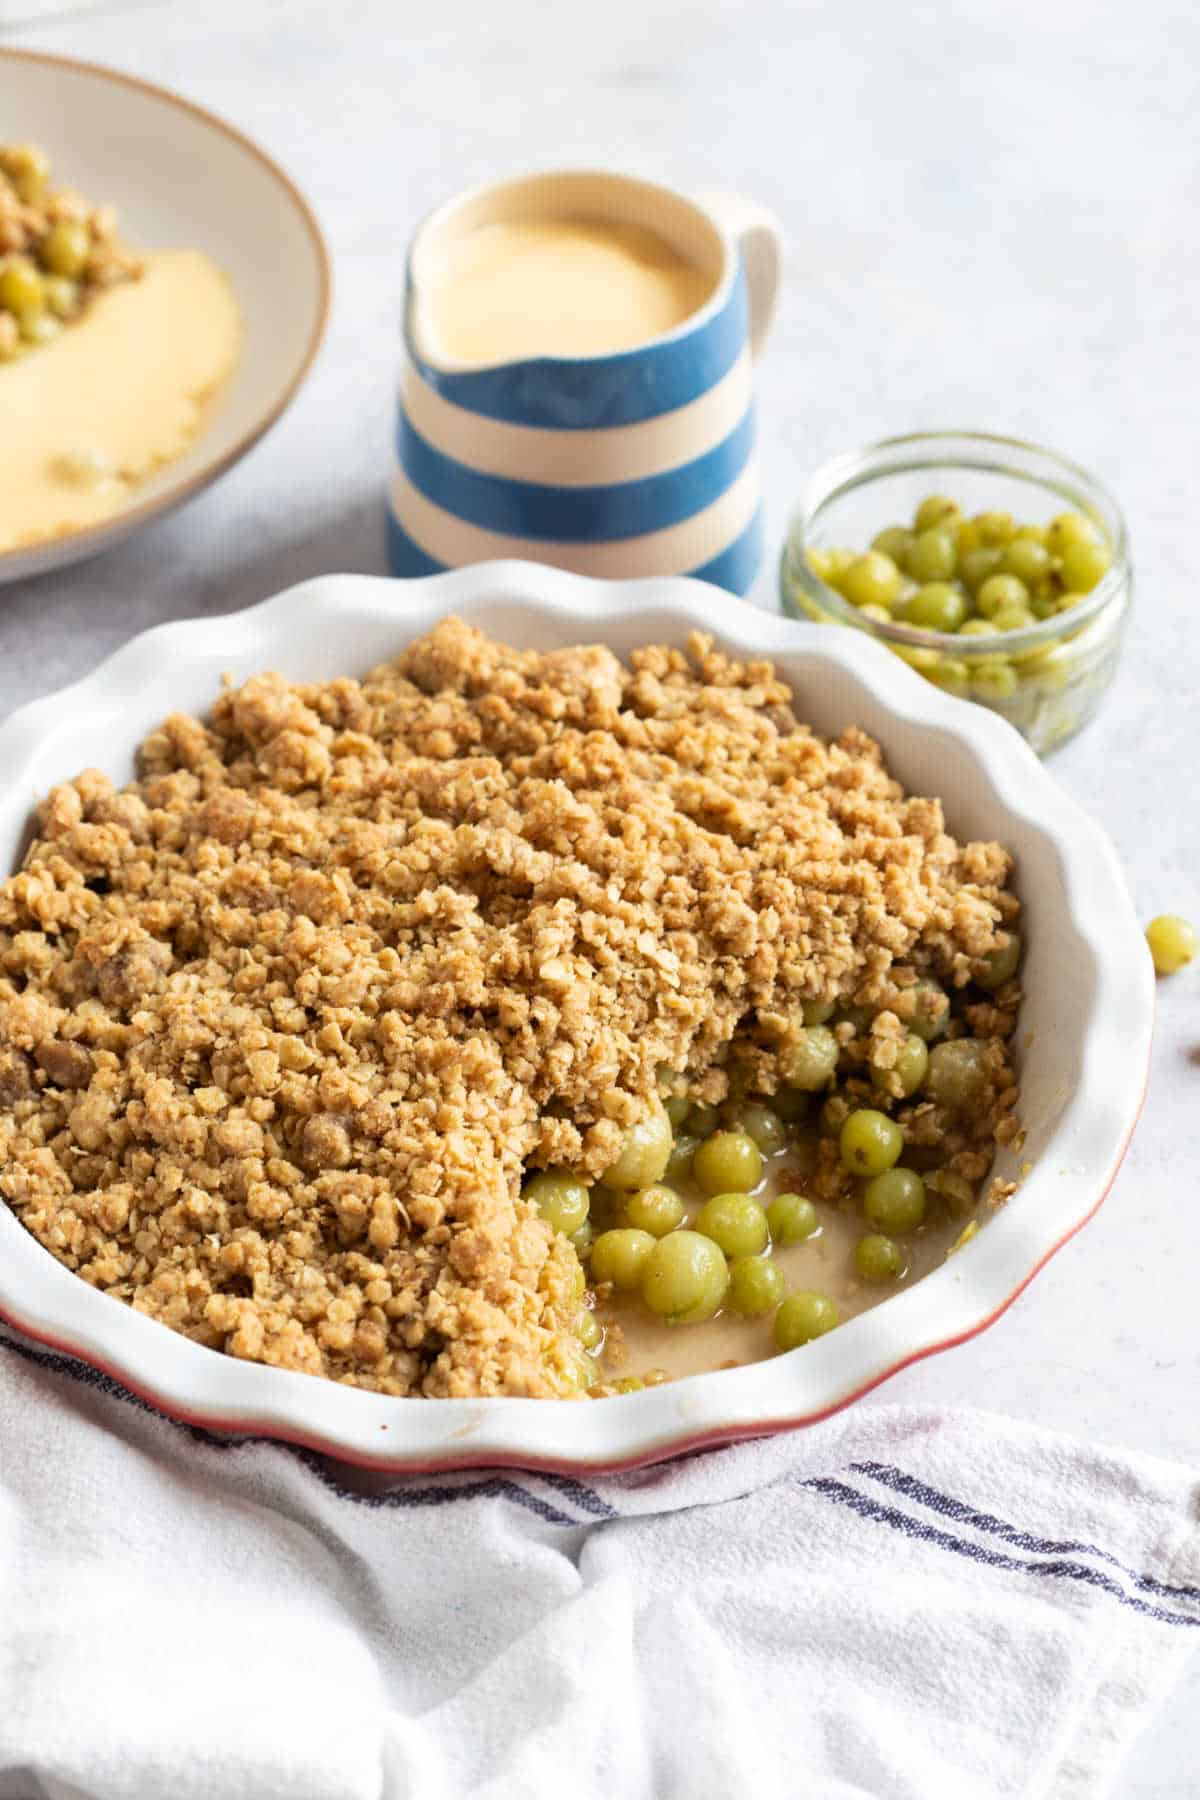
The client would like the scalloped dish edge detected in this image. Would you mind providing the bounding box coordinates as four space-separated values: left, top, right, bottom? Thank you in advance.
0 564 1154 1469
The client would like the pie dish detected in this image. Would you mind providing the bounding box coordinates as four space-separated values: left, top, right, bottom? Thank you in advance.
0 563 1153 1469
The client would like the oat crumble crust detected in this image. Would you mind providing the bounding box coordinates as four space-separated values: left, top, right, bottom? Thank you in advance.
0 620 1020 1397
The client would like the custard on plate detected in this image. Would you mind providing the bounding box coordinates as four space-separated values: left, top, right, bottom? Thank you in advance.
0 142 241 553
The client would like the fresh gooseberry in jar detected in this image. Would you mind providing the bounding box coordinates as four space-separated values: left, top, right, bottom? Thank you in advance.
906 583 967 632
841 551 903 610
906 528 958 584
913 495 962 532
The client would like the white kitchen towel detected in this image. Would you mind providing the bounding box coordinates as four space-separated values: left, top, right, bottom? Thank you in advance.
0 1324 1196 1800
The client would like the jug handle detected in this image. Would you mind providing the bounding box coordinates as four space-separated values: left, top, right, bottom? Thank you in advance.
697 191 782 359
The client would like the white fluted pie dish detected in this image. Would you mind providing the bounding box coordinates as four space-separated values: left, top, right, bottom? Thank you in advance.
0 563 1153 1470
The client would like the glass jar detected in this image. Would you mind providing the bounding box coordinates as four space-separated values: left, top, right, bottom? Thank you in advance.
778 431 1132 754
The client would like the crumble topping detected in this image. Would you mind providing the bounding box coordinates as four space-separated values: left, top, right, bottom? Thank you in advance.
0 620 1019 1396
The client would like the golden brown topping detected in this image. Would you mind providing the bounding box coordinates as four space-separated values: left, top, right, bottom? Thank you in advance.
0 620 1019 1397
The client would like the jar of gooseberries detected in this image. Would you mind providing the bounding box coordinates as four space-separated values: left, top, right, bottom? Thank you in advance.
779 432 1132 755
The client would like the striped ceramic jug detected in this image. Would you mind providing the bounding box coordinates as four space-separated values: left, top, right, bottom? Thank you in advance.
389 171 781 595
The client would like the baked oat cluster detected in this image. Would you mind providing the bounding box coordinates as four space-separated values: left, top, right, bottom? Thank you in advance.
0 620 1020 1397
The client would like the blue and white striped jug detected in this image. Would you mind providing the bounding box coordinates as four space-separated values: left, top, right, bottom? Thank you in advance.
388 171 780 595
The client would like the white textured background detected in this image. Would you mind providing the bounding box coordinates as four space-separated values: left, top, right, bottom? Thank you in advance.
1 1 1197 1788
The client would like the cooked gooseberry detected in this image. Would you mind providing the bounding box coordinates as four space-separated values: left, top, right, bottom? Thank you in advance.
0 257 44 315
622 1184 685 1237
870 1032 929 1097
854 1233 906 1282
773 1291 839 1350
906 979 949 1041
735 1102 787 1155
839 1108 904 1176
766 1191 819 1244
686 1101 720 1139
771 1085 811 1124
926 1168 976 1215
977 931 1021 989
694 1192 769 1257
863 1168 927 1234
924 1039 988 1111
4 144 50 202
783 1025 840 1090
591 1227 656 1290
524 1169 590 1236
42 275 79 319
574 1307 602 1349
603 1101 673 1191
17 311 60 346
692 1130 763 1196
665 1132 698 1183
727 1256 786 1316
39 219 90 279
640 1230 729 1323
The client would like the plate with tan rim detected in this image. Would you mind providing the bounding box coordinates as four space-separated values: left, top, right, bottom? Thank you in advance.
0 48 329 584
0 564 1154 1471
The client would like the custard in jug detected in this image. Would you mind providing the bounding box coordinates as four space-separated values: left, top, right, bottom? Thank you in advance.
426 217 715 367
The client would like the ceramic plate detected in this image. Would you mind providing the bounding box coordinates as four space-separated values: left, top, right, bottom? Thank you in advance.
0 564 1154 1469
0 47 330 584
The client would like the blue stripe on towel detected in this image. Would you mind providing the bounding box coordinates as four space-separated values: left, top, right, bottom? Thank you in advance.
404 266 748 430
0 1327 617 1526
804 1475 1200 1629
851 1461 1200 1606
396 409 755 543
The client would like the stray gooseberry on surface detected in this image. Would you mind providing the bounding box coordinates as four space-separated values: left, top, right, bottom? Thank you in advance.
1145 915 1197 976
